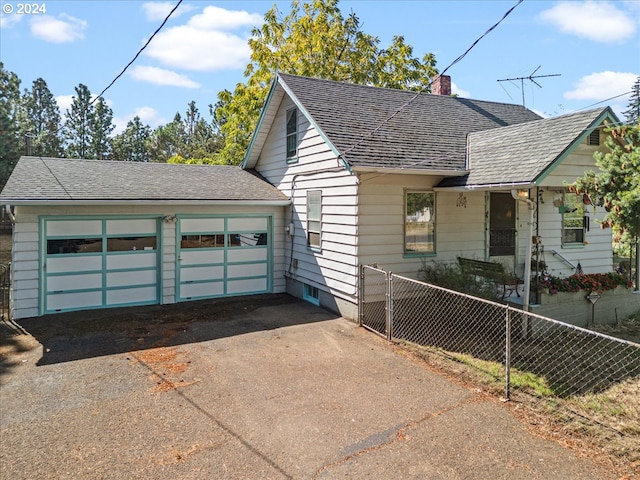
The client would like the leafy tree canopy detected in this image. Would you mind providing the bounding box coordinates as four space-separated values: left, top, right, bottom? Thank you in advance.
570 122 640 239
213 0 438 165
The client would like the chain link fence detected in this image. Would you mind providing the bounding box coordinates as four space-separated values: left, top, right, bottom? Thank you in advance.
360 265 640 437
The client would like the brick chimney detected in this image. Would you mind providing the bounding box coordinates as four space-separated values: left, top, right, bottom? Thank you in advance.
432 75 451 96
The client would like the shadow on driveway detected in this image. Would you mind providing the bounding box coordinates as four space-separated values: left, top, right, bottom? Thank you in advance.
11 294 335 366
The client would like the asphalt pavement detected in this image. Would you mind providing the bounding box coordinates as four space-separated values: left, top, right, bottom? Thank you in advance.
0 296 614 479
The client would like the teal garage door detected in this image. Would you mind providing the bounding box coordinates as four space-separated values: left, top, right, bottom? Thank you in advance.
177 216 271 301
43 217 160 314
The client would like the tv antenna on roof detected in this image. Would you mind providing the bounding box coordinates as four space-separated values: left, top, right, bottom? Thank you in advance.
497 65 561 107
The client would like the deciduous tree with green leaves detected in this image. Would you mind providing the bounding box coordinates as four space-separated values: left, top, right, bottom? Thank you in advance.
213 0 438 165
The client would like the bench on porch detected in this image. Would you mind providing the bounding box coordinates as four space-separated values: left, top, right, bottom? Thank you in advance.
457 257 523 299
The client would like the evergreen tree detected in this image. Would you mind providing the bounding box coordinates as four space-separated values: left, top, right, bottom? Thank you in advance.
63 84 92 158
87 97 114 160
0 63 22 190
111 116 151 162
147 113 186 162
22 78 63 157
623 76 640 125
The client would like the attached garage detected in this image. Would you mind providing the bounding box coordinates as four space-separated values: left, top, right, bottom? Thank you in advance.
0 157 290 319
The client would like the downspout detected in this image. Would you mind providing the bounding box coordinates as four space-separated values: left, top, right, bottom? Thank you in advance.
5 205 15 224
512 190 535 312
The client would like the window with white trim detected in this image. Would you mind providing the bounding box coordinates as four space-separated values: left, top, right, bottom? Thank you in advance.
307 190 321 249
286 107 298 160
562 193 585 245
405 191 435 254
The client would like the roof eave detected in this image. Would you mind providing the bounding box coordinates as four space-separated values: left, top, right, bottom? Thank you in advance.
352 166 468 176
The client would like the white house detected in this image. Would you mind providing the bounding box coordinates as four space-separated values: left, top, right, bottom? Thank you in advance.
0 73 624 321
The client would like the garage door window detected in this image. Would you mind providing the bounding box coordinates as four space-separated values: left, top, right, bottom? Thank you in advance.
181 234 225 248
107 236 157 252
228 232 268 247
47 238 103 255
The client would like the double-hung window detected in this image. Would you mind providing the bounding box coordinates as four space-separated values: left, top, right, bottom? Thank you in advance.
307 190 321 250
405 191 435 254
286 107 298 161
562 193 585 246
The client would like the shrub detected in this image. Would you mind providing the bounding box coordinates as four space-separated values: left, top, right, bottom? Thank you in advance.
418 260 497 300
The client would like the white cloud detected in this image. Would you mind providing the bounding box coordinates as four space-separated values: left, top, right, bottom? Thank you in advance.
129 65 201 88
144 6 263 71
451 82 470 98
539 1 636 43
113 107 165 135
564 71 638 101
141 2 195 22
56 94 74 115
0 12 22 29
30 13 87 43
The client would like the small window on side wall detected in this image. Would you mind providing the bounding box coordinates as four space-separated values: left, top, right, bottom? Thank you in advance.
405 191 435 254
562 193 585 246
286 107 298 161
307 190 321 250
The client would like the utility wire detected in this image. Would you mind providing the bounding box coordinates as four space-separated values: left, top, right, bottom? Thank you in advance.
89 0 183 107
340 0 524 158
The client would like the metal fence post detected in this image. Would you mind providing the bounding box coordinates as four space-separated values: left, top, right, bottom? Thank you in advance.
386 272 393 341
358 264 364 327
505 305 511 401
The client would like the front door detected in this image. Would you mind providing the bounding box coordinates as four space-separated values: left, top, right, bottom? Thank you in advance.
489 192 516 257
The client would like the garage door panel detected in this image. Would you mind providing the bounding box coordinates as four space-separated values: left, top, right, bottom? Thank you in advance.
180 281 224 299
228 217 267 231
107 286 157 305
107 219 157 235
46 220 102 237
227 249 267 263
47 273 102 292
180 250 224 266
107 252 156 270
47 291 102 311
107 270 157 288
227 278 267 295
47 255 102 273
227 263 267 278
180 218 224 233
181 265 224 282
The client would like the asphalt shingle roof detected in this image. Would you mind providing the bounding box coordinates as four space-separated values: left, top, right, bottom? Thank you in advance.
0 157 290 203
437 107 612 188
277 73 542 171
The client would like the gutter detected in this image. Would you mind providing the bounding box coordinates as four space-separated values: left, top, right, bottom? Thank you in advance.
4 205 15 224
0 199 292 207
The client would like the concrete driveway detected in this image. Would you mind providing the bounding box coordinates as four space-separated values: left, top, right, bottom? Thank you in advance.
0 295 613 479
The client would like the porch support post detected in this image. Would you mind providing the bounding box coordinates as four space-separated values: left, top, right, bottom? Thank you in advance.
512 190 536 312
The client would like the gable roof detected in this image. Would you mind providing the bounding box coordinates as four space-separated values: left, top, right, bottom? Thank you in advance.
244 73 542 172
436 107 617 189
0 157 290 205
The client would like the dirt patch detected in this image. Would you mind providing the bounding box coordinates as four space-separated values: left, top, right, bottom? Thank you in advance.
129 346 198 393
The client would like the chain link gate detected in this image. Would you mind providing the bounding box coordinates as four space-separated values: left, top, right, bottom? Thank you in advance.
359 265 389 338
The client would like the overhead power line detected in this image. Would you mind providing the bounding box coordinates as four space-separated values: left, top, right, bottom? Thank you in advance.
341 0 524 158
89 0 183 107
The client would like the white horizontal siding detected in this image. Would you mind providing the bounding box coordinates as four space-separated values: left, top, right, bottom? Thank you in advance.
9 204 287 319
540 142 604 187
254 95 359 300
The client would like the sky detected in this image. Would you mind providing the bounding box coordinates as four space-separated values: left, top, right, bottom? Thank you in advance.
1 0 639 135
